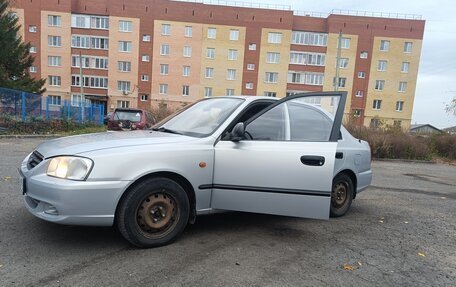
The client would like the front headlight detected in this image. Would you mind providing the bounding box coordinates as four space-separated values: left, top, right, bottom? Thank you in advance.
46 156 93 181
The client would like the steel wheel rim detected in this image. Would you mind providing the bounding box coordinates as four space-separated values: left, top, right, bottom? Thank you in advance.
332 182 348 208
136 192 179 239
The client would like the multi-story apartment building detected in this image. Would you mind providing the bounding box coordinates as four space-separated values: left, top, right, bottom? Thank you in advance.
8 0 425 128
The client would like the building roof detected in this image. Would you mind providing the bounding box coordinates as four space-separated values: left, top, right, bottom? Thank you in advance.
409 124 442 132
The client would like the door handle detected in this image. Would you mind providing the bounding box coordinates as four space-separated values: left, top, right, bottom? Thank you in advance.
301 155 325 166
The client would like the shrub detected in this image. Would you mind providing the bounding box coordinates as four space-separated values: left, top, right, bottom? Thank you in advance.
433 134 456 160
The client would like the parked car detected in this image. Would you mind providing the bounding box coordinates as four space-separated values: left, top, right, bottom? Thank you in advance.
103 111 113 125
19 92 372 248
107 108 156 131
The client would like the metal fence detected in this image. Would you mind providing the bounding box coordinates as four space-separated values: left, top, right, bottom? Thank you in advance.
0 87 104 125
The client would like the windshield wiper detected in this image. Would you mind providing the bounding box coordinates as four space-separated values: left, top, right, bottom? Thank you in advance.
151 127 183 135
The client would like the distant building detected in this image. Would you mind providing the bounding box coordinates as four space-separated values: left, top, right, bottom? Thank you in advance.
410 124 442 134
9 0 425 128
443 126 456 135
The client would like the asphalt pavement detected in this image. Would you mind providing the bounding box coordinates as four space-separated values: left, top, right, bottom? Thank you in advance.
0 138 455 286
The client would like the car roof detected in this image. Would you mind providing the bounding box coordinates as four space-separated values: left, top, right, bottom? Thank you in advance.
212 95 279 103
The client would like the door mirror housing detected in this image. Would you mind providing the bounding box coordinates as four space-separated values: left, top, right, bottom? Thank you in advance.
230 122 245 142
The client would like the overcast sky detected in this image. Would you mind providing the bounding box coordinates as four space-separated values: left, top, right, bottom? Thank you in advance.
239 0 456 128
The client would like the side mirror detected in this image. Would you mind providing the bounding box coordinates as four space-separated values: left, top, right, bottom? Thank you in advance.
230 122 245 142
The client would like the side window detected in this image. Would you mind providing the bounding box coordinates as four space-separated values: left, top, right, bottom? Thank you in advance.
288 103 332 141
245 104 286 141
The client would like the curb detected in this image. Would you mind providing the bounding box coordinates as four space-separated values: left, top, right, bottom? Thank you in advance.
373 158 436 164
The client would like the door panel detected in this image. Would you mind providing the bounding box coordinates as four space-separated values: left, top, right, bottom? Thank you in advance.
211 92 347 220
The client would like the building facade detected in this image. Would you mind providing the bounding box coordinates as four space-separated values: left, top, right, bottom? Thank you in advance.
8 0 425 128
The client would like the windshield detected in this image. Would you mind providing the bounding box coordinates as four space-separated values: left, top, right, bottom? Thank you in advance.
156 98 244 137
114 110 142 122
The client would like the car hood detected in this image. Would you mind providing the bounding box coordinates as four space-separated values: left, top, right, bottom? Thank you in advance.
35 130 195 158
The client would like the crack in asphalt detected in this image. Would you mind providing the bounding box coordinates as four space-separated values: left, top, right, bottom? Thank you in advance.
403 173 456 187
370 185 456 200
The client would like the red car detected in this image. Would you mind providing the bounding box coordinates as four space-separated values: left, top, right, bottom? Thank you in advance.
107 108 156 131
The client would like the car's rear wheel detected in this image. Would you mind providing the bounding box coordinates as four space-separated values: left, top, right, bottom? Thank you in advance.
330 173 354 218
116 177 190 248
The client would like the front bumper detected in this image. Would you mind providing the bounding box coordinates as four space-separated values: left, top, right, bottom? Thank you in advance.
20 157 131 226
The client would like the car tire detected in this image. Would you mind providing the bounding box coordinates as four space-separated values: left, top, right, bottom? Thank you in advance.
116 177 190 248
330 173 354 218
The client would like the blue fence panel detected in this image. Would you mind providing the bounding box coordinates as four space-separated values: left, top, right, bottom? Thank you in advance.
0 87 104 125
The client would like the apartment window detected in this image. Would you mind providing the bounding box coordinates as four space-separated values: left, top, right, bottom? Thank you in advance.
370 118 381 128
267 52 280 63
288 72 324 86
71 94 83 106
94 58 108 69
398 81 407 92
28 25 37 33
71 75 108 88
160 64 169 75
396 101 404 111
48 15 61 27
142 34 151 42
373 99 382 110
207 27 216 39
268 32 282 44
141 75 149 82
72 55 88 68
249 43 257 50
182 85 190 96
142 55 150 62
204 87 213 97
404 42 413 53
91 17 109 29
48 35 62 47
338 58 349 68
118 61 131 72
265 72 278 83
380 40 390 51
264 92 277 97
228 49 238 60
337 77 346 88
71 15 90 28
247 63 255 70
205 67 214 78
162 24 171 35
291 31 327 46
48 76 61 86
160 44 170 55
48 95 61 106
360 51 368 59
117 101 130 108
117 81 131 92
118 41 132 52
183 66 190 77
48 56 61 67
71 35 89 48
353 109 362 118
227 69 236 80
230 29 239 41
29 66 37 73
159 84 168 94
377 60 387 71
226 89 235 96
394 120 402 127
30 45 37 53
401 62 410 73
339 38 351 49
183 46 192 57
185 26 192 37
140 95 148 101
246 82 253 89
375 80 385 91
355 90 364 97
119 20 132 32
206 48 215 59
91 37 109 49
290 52 325 66
358 72 366 79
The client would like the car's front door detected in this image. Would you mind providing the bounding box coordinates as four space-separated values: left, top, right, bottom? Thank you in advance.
210 92 347 219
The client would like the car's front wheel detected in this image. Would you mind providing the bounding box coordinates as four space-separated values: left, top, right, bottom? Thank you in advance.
330 173 354 217
116 177 190 248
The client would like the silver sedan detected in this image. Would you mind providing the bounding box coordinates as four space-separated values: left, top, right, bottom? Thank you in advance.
19 92 372 248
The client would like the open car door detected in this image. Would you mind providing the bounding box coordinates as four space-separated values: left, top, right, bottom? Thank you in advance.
210 92 347 220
